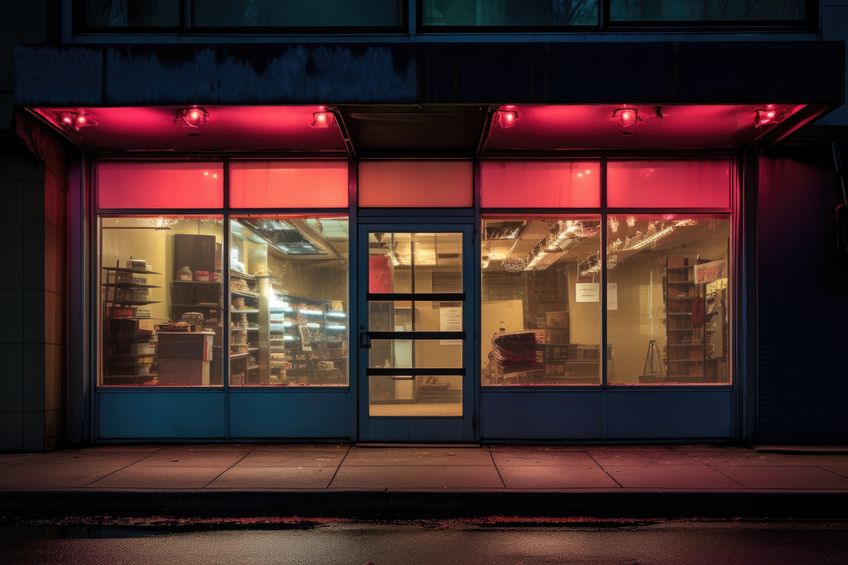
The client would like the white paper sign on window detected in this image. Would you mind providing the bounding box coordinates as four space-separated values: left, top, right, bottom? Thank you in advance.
607 282 618 311
576 282 618 309
576 282 599 302
439 305 462 345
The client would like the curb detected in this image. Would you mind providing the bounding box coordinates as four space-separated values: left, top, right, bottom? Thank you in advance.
2 490 848 520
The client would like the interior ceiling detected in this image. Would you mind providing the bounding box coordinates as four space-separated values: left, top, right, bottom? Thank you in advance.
31 103 807 155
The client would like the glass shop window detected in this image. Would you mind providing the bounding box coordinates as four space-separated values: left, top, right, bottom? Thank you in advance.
229 161 348 209
97 162 224 210
228 216 349 387
609 0 807 23
81 0 180 29
422 0 598 27
481 216 602 386
606 160 731 210
481 161 601 208
605 215 731 386
358 161 473 207
98 216 225 387
192 0 403 28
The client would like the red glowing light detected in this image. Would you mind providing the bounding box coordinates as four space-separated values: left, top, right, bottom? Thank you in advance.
75 115 87 126
614 107 638 129
179 106 208 128
311 111 334 128
755 107 782 127
61 115 73 126
496 110 519 129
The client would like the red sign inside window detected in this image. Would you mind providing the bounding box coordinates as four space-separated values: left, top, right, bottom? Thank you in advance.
481 161 601 208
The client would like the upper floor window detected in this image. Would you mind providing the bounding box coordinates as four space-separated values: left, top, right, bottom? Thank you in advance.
77 0 405 31
422 0 599 28
609 0 810 25
192 0 404 29
82 0 180 29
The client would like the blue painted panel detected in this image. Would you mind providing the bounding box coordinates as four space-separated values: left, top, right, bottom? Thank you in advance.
366 418 467 442
229 391 351 439
481 391 604 440
98 391 225 439
605 390 732 439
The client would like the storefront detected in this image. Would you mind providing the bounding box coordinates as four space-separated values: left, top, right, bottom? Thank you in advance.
13 99 774 443
14 20 840 444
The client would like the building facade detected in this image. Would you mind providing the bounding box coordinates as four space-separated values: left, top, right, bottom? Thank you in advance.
2 1 847 449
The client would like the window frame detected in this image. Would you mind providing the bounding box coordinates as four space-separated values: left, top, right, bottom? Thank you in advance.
478 157 735 390
93 158 353 391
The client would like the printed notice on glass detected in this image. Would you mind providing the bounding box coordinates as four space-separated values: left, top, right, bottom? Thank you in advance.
607 282 618 311
694 259 727 285
439 306 462 345
577 282 617 309
576 282 600 302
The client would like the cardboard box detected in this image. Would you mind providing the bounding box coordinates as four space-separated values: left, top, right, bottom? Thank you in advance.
546 311 569 329
545 329 569 345
158 358 210 386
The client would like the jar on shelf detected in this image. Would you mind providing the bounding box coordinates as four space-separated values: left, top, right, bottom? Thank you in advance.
177 266 193 281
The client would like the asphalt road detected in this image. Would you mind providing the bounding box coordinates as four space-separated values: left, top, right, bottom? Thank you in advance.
1 520 847 564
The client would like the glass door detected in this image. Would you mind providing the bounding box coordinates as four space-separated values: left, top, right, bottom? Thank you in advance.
358 224 475 442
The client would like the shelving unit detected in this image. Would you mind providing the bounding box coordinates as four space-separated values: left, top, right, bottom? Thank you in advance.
661 257 706 382
267 290 348 386
230 270 262 385
101 263 161 385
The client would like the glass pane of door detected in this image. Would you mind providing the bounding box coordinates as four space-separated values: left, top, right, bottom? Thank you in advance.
365 230 466 419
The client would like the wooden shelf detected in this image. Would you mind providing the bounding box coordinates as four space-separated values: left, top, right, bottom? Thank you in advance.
173 280 221 285
229 270 256 281
231 289 259 299
103 283 160 289
103 267 160 275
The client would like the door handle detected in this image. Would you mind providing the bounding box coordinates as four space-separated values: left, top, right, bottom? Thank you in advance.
359 332 371 349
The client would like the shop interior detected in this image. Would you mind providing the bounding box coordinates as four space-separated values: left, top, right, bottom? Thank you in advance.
99 216 349 387
481 216 730 386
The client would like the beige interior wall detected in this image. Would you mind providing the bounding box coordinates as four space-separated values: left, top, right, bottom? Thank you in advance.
100 218 224 325
413 268 462 389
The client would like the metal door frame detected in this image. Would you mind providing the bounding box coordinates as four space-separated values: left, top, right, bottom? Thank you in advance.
356 220 476 442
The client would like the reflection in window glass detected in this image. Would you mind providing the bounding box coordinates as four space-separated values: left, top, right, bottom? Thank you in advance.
481 217 602 386
423 0 598 26
84 0 180 28
610 0 806 22
229 216 349 387
606 215 730 386
99 216 224 386
193 0 403 27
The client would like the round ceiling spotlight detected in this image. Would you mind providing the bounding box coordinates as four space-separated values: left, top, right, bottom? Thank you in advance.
178 106 208 128
613 107 639 130
56 111 95 132
495 109 519 129
754 105 783 128
311 108 335 129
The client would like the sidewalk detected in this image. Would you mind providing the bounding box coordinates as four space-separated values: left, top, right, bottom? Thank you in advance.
2 444 847 519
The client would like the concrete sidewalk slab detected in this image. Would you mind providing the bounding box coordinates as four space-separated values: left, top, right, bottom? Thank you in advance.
2 444 848 519
497 465 618 489
714 465 848 490
208 466 335 489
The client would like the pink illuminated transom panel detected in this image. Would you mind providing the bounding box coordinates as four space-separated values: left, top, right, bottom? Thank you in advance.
97 162 224 209
607 160 731 209
358 161 473 207
481 161 600 208
229 161 348 208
